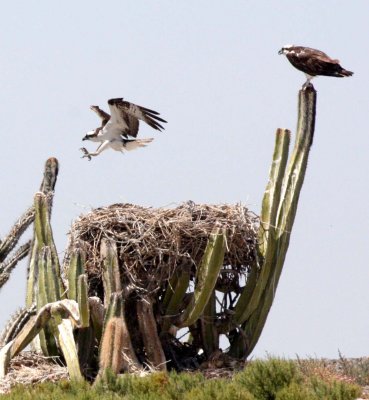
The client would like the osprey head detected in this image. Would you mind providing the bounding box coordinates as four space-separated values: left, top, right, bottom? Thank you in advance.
82 129 99 142
278 45 294 55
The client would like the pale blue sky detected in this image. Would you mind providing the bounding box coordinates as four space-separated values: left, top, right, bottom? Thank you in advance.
1 1 368 359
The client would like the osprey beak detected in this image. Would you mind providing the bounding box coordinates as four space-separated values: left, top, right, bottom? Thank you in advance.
278 49 283 55
82 135 88 141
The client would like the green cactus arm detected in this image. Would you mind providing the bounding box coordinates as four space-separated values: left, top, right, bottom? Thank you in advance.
89 296 104 342
233 129 290 324
230 87 317 358
36 248 48 309
103 293 124 325
200 291 218 357
0 158 58 288
258 129 291 257
30 193 64 306
162 263 191 331
162 270 179 310
33 193 50 247
26 242 38 308
33 193 63 284
0 299 80 377
68 245 86 301
45 247 61 302
178 230 225 328
276 86 316 236
78 274 90 328
37 247 69 356
243 87 316 356
52 312 84 381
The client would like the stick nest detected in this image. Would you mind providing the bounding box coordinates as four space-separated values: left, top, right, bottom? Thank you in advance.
64 202 259 297
0 352 68 394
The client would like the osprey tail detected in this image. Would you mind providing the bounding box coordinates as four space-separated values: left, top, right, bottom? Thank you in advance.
339 68 353 77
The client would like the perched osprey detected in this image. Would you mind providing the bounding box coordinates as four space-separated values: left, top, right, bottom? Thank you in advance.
80 98 167 160
278 45 353 87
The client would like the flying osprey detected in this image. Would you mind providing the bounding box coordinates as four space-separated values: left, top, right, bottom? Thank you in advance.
80 98 167 160
278 45 353 87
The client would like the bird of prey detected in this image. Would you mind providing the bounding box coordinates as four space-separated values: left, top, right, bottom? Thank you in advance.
278 45 353 87
80 98 167 160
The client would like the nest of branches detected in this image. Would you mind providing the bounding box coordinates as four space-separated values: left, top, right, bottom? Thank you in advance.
64 202 259 298
0 352 68 394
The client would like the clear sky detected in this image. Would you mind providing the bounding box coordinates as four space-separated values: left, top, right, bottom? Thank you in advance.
1 1 368 359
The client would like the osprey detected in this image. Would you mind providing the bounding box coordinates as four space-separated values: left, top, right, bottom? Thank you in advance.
80 98 167 160
278 45 353 87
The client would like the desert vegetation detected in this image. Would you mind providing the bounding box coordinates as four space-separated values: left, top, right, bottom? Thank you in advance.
1 86 359 397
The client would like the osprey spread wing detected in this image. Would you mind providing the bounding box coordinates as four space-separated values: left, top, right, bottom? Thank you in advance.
80 98 167 160
278 45 353 87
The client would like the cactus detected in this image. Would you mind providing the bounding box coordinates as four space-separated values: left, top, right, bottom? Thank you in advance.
26 192 64 308
52 306 84 381
1 85 318 379
0 305 36 347
68 244 86 301
137 297 167 370
100 238 121 307
200 291 218 357
89 296 105 343
77 274 90 328
0 299 81 378
162 261 191 332
98 317 124 375
0 241 31 289
0 209 34 264
230 86 317 357
0 158 58 290
39 157 59 194
178 229 225 328
36 246 59 356
233 129 291 325
67 243 90 328
99 293 140 374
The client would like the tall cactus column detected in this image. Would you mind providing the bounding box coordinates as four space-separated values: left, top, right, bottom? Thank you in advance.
231 86 317 358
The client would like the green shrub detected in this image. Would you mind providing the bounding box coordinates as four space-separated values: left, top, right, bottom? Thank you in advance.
235 358 302 399
184 378 255 400
1 359 362 400
309 376 361 400
275 382 319 400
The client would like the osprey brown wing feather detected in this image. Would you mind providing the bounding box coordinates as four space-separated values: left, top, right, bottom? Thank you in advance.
119 100 167 132
90 105 111 127
127 114 139 138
